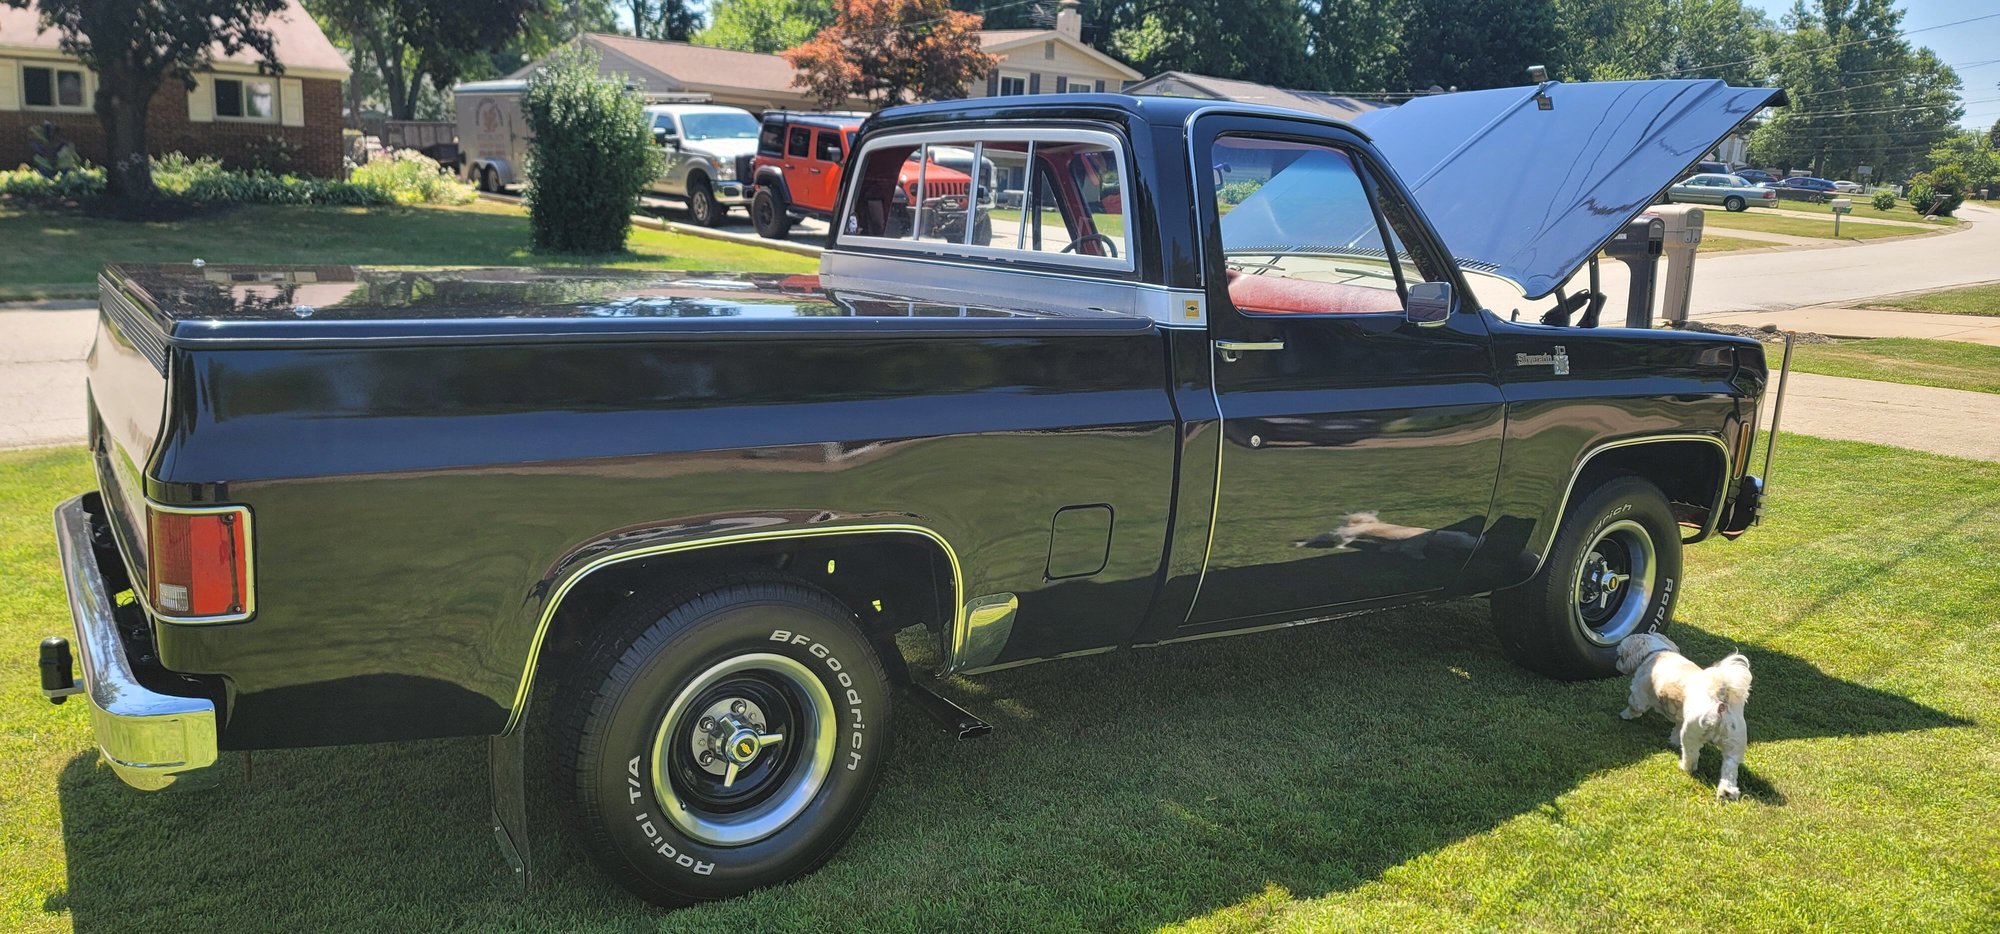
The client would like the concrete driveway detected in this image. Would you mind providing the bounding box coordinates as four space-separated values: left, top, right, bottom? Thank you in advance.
0 306 95 450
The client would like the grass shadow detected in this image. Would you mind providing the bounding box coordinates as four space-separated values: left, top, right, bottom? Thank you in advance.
53 601 1970 931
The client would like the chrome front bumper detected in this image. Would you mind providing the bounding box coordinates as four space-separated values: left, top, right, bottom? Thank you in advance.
53 495 218 790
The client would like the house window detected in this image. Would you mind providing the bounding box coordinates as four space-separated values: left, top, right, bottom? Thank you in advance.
22 64 88 110
1072 77 1093 93
214 77 276 122
998 75 1026 96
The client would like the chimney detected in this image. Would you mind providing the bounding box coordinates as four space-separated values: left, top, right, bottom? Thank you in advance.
1056 0 1082 41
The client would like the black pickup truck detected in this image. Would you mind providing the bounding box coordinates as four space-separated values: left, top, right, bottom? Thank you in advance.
44 81 1781 906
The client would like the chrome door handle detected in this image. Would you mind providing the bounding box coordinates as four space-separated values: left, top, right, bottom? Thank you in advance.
1215 339 1285 362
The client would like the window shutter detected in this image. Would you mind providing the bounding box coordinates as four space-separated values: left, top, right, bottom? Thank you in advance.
0 61 18 111
1055 76 1067 93
187 73 214 122
1095 80 1106 93
280 78 304 127
1028 73 1040 94
986 72 999 97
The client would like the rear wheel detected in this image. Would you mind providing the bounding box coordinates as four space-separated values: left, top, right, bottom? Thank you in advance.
1724 196 1745 212
555 576 893 906
752 188 794 239
1491 476 1682 680
688 177 726 227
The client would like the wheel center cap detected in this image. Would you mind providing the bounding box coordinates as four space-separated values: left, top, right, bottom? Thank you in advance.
727 728 762 764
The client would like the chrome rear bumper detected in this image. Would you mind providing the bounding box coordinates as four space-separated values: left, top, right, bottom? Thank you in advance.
53 495 218 790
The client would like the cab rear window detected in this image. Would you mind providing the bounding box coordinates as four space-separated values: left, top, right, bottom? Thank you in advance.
837 128 1133 272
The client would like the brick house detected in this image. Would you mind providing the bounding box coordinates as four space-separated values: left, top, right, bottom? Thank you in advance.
0 1 349 177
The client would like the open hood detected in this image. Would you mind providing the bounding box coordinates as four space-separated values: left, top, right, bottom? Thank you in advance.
1351 79 1786 299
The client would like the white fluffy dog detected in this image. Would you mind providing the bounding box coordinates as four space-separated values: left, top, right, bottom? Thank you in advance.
1616 633 1754 800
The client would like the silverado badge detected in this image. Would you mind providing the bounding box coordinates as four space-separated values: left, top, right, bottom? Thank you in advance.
1516 345 1570 375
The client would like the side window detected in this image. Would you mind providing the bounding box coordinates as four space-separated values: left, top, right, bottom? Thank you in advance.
787 126 812 158
814 130 843 164
1211 136 1411 316
757 120 783 155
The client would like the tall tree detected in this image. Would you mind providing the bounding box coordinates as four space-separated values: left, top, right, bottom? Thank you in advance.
1109 0 1314 88
1555 0 1770 83
2 0 286 201
1989 117 2000 150
1303 0 1405 91
1399 0 1560 91
312 0 542 119
1749 0 1962 180
784 0 996 108
627 0 700 40
697 0 832 52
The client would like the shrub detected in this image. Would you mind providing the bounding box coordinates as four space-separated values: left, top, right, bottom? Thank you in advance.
1870 190 1896 211
0 164 106 199
349 150 477 206
1218 179 1262 205
1906 167 1965 217
521 46 663 254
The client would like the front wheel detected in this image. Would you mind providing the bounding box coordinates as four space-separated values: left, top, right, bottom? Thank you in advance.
752 188 794 239
1491 476 1683 680
1724 196 1745 212
688 178 726 227
555 576 893 906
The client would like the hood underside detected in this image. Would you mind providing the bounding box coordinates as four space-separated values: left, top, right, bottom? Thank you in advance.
1351 79 1787 299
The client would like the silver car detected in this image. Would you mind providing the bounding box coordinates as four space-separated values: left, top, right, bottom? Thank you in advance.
1666 173 1777 212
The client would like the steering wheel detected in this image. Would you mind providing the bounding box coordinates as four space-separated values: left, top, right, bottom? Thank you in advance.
1060 233 1119 258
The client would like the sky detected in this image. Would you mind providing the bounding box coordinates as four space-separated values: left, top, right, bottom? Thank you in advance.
1744 0 2000 130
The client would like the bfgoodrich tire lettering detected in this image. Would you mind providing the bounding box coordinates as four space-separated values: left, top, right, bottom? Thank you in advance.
1491 476 1683 680
555 576 892 906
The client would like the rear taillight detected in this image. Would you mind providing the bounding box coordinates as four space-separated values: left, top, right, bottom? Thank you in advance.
147 504 253 621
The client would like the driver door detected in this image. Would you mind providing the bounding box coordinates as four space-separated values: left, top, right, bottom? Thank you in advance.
1182 116 1505 631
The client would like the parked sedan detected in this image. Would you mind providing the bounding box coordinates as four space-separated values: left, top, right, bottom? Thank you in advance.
1734 168 1777 185
1767 176 1837 202
1832 179 1864 193
1666 172 1778 211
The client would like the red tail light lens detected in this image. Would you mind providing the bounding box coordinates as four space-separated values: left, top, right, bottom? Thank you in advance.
148 505 252 620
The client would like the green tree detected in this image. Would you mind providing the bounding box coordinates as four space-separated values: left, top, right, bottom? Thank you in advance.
1109 0 1314 88
1304 0 1406 91
2 0 287 201
311 0 543 120
1749 1 1961 182
697 0 833 52
522 45 662 253
1989 117 2000 149
1399 0 1560 90
626 0 700 40
1555 0 1770 83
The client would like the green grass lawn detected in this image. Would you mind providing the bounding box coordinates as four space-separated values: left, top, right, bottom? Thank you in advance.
5 433 1997 931
0 200 815 301
1790 337 2000 395
1766 198 1959 225
1703 210 1922 241
1695 234 1770 253
1864 282 2000 317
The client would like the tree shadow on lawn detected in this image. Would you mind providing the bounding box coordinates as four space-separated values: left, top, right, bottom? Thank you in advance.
52 602 1969 931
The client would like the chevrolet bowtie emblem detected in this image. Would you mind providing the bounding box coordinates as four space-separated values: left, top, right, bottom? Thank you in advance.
1515 345 1570 375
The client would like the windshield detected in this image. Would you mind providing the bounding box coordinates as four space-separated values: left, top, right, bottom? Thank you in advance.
680 112 759 141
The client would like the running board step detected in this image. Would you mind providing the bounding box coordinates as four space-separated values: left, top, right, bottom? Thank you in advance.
902 682 992 739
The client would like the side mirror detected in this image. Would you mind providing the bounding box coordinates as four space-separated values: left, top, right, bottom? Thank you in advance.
1406 281 1453 327
653 128 677 148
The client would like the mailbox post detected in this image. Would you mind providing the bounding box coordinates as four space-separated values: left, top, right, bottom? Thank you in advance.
1647 205 1704 326
1831 197 1852 236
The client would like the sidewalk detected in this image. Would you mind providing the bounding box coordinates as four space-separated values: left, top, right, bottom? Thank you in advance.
1760 372 2000 463
1697 306 2000 345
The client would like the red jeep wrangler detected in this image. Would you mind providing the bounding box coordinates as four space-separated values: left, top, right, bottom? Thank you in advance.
751 111 990 244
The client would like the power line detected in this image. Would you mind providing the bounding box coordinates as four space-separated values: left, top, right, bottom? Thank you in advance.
1637 9 2000 80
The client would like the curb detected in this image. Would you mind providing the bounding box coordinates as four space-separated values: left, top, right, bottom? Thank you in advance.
477 192 824 258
